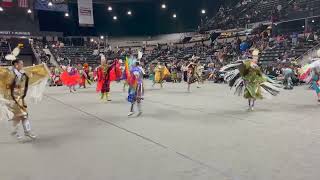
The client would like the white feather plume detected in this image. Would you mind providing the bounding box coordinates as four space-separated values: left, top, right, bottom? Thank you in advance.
12 47 20 57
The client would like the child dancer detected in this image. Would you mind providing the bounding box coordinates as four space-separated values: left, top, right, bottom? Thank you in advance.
61 65 81 93
125 59 144 116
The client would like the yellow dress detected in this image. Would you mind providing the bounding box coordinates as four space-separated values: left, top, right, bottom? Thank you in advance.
154 65 170 83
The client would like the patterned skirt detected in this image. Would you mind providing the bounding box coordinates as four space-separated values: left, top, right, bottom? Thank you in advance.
128 83 144 103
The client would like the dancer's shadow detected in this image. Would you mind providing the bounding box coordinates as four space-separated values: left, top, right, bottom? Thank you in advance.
208 108 273 117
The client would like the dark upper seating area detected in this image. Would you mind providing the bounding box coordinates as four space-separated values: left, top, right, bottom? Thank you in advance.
202 0 320 31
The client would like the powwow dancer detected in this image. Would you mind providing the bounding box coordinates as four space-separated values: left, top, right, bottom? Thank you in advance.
0 47 50 140
299 59 320 102
60 65 81 93
96 55 122 101
152 62 170 88
221 51 281 110
186 62 201 92
79 63 91 88
124 58 144 117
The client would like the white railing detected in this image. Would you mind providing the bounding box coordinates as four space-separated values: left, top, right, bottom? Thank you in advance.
297 42 320 65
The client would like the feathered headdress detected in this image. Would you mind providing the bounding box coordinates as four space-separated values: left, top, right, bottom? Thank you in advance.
5 45 21 61
100 54 106 63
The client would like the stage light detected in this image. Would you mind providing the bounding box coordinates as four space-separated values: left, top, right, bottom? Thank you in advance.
108 6 112 11
127 10 132 15
27 9 32 14
113 16 117 20
65 12 69 17
201 9 206 14
173 13 177 18
90 38 94 42
100 36 104 40
302 25 305 28
48 2 53 7
0 7 3 12
161 4 166 9
312 19 315 23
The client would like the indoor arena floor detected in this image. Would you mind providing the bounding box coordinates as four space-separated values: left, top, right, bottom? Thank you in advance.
1 81 320 180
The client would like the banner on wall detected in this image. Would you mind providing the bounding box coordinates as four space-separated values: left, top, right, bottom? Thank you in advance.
0 31 31 36
1 0 14 7
35 0 68 12
77 0 94 27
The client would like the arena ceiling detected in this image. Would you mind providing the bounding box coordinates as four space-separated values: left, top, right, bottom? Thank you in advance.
67 0 155 4
37 0 222 36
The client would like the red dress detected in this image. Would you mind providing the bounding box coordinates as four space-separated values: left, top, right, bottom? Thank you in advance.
60 67 81 87
96 60 122 93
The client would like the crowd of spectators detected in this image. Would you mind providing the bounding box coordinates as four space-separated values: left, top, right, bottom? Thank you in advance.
0 38 10 65
43 28 319 72
202 0 320 31
31 39 52 65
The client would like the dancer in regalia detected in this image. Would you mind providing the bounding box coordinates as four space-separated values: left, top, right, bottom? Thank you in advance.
0 47 50 140
221 50 281 110
185 61 202 92
299 59 320 102
96 55 121 101
125 58 145 116
79 63 91 88
60 65 81 93
152 62 170 88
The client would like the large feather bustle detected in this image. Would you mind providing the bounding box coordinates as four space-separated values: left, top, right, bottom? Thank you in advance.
220 62 242 72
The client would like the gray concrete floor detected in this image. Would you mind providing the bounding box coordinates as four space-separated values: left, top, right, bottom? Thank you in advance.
1 81 320 180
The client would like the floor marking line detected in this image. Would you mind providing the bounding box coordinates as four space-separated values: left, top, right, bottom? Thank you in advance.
45 94 238 180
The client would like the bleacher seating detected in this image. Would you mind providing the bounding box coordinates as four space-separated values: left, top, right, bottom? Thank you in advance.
259 40 318 64
0 41 10 55
50 46 100 66
203 0 320 31
286 0 320 20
